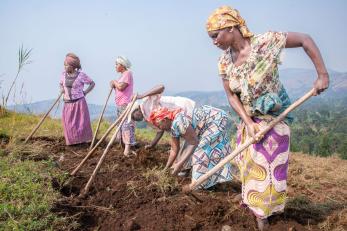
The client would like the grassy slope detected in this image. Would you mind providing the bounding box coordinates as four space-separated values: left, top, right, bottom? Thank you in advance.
0 110 168 143
0 111 165 230
1 111 346 230
0 111 62 138
0 153 69 230
0 112 70 230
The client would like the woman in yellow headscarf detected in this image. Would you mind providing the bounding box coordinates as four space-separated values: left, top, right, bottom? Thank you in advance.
206 5 329 231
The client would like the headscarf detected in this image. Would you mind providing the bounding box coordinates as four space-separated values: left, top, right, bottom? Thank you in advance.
65 53 81 70
116 56 132 69
206 5 253 38
148 107 182 127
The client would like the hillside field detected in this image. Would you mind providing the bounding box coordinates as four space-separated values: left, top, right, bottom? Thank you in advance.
0 112 346 231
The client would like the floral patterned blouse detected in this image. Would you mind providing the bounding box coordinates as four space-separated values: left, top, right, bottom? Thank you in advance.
60 71 93 102
218 31 293 123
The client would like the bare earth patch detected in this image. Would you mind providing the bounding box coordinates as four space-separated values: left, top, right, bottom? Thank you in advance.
21 138 347 231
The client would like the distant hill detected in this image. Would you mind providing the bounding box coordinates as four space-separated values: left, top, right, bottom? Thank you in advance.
173 91 228 107
7 68 347 119
175 68 347 106
279 68 347 100
8 101 117 121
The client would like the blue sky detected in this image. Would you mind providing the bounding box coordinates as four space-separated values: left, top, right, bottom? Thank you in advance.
1 0 346 105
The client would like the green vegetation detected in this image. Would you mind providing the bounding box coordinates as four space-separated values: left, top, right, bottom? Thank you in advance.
221 96 347 159
0 138 74 230
290 96 347 159
135 127 170 144
0 111 62 138
0 93 346 229
0 112 76 230
0 111 171 230
0 156 68 230
1 45 32 112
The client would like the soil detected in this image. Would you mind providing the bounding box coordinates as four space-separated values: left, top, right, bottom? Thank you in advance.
22 137 347 231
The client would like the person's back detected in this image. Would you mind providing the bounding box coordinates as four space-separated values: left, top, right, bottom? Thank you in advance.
140 95 196 121
134 85 197 150
160 96 196 118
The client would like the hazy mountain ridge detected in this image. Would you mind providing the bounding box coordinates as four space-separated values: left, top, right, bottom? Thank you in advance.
8 101 117 121
175 68 347 105
279 68 347 100
8 68 347 119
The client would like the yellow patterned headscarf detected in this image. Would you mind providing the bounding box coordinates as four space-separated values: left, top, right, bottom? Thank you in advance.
206 6 253 38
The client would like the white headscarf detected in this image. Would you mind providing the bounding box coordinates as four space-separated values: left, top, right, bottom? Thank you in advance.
116 56 132 69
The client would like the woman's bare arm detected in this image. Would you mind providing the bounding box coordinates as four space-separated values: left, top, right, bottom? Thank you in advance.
286 32 329 95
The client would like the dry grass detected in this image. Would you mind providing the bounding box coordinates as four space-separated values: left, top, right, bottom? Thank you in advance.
5 139 53 161
1 112 347 230
0 111 62 139
288 152 347 203
284 195 342 224
142 166 178 196
222 199 241 221
318 208 347 231
287 153 347 230
126 180 140 198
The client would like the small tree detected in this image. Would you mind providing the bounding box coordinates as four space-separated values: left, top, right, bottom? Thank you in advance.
3 45 32 108
338 139 347 160
316 135 331 157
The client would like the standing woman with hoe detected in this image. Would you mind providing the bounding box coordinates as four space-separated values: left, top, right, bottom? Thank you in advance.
110 56 136 156
205 6 329 230
60 53 95 145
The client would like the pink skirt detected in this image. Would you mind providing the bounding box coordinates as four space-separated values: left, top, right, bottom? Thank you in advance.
62 97 93 145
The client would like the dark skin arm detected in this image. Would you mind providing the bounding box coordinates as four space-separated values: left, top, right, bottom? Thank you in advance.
110 80 128 91
137 84 165 99
164 136 180 169
171 125 198 175
285 32 329 95
83 81 95 95
222 32 329 140
222 79 260 140
145 130 164 149
139 84 166 148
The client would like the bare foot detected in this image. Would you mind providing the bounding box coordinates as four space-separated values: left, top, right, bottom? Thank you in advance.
123 145 132 157
256 218 269 231
124 150 137 157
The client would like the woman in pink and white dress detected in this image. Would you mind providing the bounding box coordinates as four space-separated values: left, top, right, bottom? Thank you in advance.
59 53 95 145
110 56 136 156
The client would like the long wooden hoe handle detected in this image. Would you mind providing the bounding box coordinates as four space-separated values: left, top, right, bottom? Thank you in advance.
71 95 132 176
24 92 63 143
89 88 113 150
80 94 137 196
188 89 315 192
